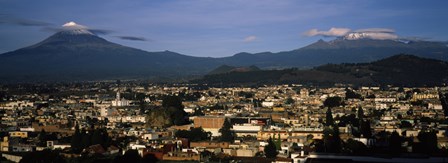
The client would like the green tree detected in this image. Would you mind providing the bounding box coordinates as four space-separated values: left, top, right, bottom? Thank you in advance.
70 124 83 153
162 95 183 110
91 129 104 147
264 137 278 158
416 130 438 154
360 120 372 138
345 89 362 99
20 149 66 163
81 129 91 149
331 125 342 153
344 139 368 155
324 96 343 108
325 107 334 126
38 129 47 146
285 97 295 104
114 149 141 163
175 127 211 142
389 131 402 155
275 133 282 150
323 125 342 153
357 107 364 119
163 95 188 126
219 119 235 142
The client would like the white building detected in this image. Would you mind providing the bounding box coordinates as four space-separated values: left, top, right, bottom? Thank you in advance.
111 92 131 107
100 107 117 117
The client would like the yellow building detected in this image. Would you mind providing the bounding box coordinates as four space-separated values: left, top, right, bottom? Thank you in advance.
9 131 28 138
273 107 285 112
1 137 9 152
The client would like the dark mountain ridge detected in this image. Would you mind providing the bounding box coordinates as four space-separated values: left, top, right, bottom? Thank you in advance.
208 65 260 75
194 54 448 87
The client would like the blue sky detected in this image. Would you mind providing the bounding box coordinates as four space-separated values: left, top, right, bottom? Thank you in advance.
1 0 447 57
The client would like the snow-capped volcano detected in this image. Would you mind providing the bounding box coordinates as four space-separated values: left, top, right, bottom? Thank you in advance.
59 21 94 35
343 31 398 40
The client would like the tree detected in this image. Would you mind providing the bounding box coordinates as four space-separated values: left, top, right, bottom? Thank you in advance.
324 96 343 108
400 120 413 129
285 97 295 104
389 131 402 155
219 119 235 142
264 137 278 158
344 139 368 155
360 120 372 138
275 133 282 150
416 130 438 154
20 149 66 163
81 129 91 149
162 95 188 126
331 125 342 153
38 129 47 146
323 125 342 153
114 149 141 163
70 124 83 153
325 107 334 126
357 107 364 119
91 129 104 147
175 127 211 142
345 89 362 99
162 95 183 110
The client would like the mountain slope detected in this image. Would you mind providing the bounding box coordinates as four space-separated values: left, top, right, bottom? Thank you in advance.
194 54 448 86
219 39 448 69
208 65 260 75
0 30 217 82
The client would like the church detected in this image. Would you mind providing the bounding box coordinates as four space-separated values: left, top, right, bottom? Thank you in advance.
111 91 130 107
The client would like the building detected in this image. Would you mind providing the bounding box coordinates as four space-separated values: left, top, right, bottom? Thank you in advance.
1 137 9 152
194 116 225 136
111 91 131 107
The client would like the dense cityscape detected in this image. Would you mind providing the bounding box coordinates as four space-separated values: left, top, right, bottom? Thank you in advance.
2 1 448 163
1 82 448 162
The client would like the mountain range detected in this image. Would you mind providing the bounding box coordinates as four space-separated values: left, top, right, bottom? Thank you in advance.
196 54 448 87
1 28 447 82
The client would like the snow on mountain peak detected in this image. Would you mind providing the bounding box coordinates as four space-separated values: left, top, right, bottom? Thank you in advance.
62 21 78 27
61 21 93 35
343 31 398 40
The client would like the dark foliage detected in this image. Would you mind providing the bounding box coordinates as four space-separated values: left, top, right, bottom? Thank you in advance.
415 130 439 154
264 137 278 158
175 127 211 142
389 131 402 155
324 96 344 108
71 124 83 153
343 139 368 155
219 119 235 142
20 149 66 163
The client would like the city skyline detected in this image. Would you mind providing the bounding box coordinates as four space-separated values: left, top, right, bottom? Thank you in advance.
1 0 448 57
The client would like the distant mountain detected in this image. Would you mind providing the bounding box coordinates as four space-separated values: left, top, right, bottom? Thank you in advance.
208 65 260 75
1 24 448 82
0 27 216 82
193 54 448 87
218 38 448 68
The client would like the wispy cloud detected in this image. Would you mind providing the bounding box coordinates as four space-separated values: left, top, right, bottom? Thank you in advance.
304 27 351 37
355 28 395 33
305 27 400 40
243 35 257 42
351 28 398 40
0 15 52 27
116 36 147 41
